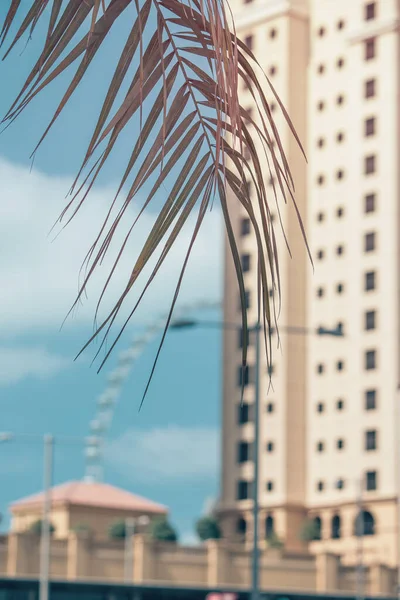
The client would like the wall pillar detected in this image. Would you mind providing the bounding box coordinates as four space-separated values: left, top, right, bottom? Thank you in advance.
7 533 34 576
67 532 90 579
316 552 339 592
207 540 229 586
133 535 154 583
369 564 392 595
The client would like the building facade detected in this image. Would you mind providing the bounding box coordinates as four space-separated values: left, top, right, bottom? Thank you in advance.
219 0 400 568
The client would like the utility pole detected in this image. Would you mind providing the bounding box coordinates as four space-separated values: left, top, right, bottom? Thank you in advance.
40 434 54 600
251 322 261 600
355 477 364 600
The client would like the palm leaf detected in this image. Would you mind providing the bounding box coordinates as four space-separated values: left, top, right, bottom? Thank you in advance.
1 0 307 397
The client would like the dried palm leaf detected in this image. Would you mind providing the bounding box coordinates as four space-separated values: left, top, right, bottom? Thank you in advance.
1 0 307 398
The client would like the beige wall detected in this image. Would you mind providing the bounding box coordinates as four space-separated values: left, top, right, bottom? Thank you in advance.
12 504 161 540
1 532 396 595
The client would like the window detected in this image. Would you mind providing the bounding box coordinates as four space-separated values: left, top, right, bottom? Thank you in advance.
365 38 376 60
317 363 325 374
317 137 325 148
365 117 376 136
365 2 376 20
317 402 325 413
337 360 344 371
238 403 251 424
366 471 377 491
245 35 253 49
336 132 344 143
336 479 345 490
365 154 376 175
317 175 325 186
241 217 251 236
317 101 325 112
237 480 250 500
266 481 274 492
331 515 341 539
244 290 251 309
238 441 250 463
365 389 376 410
317 212 325 222
336 399 344 411
269 28 277 39
266 441 274 452
266 402 274 413
317 481 325 492
269 65 277 76
237 365 252 386
317 64 325 75
242 253 251 272
365 430 377 451
311 517 322 540
337 438 344 450
355 510 375 535
365 193 376 213
265 515 274 538
365 349 377 370
365 232 376 252
270 102 276 113
365 310 376 330
317 441 325 453
317 287 325 298
336 94 344 106
365 271 376 291
337 207 344 218
337 19 345 30
337 57 345 69
318 26 326 37
317 249 325 260
336 169 344 181
336 283 344 294
365 79 376 98
336 245 344 256
236 517 247 535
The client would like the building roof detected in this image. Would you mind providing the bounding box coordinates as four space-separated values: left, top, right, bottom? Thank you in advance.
11 481 168 515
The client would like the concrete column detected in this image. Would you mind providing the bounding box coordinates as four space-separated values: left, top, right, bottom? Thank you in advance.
316 552 339 592
7 533 35 576
67 532 90 579
369 564 392 595
207 540 229 586
133 535 154 583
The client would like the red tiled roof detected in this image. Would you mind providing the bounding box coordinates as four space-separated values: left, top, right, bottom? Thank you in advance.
11 481 168 514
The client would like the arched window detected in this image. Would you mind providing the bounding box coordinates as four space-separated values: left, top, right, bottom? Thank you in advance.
313 516 322 540
331 515 341 539
354 510 375 536
265 515 274 538
236 517 247 535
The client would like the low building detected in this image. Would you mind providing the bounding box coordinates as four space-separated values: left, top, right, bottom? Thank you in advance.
9 480 168 539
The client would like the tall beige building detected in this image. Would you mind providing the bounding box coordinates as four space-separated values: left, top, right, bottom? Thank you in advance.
219 0 400 568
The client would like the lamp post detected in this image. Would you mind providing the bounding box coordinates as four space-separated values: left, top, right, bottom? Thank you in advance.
124 515 150 583
170 318 344 600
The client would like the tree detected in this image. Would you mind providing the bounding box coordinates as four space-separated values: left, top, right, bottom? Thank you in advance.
0 2 305 388
266 531 283 549
195 515 221 541
29 519 56 535
150 517 177 542
109 520 127 539
299 518 321 543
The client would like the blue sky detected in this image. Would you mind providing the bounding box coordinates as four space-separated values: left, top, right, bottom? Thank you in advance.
0 4 224 544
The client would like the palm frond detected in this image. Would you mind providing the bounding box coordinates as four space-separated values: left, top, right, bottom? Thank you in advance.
1 0 307 398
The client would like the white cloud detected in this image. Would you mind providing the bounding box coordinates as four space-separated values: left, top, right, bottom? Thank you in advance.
106 425 219 482
0 158 222 339
0 346 71 385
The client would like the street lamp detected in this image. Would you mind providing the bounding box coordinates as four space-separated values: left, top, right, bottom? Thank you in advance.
169 318 344 600
124 515 150 582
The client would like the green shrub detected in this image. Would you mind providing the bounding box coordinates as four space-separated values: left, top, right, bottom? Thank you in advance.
195 516 221 541
150 517 177 542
